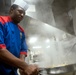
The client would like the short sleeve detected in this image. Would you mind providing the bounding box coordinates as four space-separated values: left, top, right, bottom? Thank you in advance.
20 32 28 56
0 22 6 49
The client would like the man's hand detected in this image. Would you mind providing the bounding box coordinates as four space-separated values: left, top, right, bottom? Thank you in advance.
19 54 39 75
22 64 39 75
19 69 24 75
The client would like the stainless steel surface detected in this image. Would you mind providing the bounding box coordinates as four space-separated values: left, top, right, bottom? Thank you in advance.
38 64 76 75
21 16 76 68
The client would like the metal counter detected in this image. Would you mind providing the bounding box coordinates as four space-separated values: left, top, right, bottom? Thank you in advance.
21 16 76 75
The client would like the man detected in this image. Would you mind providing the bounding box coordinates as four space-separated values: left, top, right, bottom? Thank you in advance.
0 0 38 75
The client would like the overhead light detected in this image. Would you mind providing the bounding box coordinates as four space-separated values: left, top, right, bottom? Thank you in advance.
45 39 50 43
33 46 42 49
29 37 37 43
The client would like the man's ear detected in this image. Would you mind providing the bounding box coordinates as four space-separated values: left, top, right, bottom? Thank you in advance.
9 7 14 14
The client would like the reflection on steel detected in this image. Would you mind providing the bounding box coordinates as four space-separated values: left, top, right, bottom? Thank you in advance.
38 64 76 75
49 64 74 74
21 16 76 74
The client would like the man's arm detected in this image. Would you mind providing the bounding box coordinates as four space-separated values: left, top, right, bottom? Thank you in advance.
19 33 28 75
20 54 26 61
0 48 28 70
19 54 26 75
0 48 38 75
0 22 38 75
